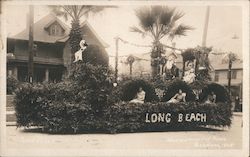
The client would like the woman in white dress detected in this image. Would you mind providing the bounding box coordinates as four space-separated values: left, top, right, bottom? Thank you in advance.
130 87 146 104
168 89 186 103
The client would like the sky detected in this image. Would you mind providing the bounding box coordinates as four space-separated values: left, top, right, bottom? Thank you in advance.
4 4 242 58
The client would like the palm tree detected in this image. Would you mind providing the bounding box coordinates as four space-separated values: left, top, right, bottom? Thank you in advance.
222 52 238 98
131 6 193 77
50 5 108 62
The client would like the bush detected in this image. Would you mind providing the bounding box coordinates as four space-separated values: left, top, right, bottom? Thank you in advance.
199 83 230 103
69 62 113 113
104 101 232 133
7 76 19 95
15 62 113 133
162 79 196 102
109 79 158 103
15 84 232 133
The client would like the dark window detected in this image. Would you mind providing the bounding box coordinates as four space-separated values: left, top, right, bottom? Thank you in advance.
34 67 46 82
17 66 28 82
49 24 62 36
214 71 219 82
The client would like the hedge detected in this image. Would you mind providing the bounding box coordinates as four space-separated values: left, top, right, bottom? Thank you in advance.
105 101 232 133
14 82 232 133
199 83 230 103
7 76 19 95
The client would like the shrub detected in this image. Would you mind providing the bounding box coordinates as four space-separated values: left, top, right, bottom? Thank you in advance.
199 83 230 103
105 101 232 133
15 82 232 133
162 79 196 102
7 76 19 95
14 82 95 133
69 62 113 113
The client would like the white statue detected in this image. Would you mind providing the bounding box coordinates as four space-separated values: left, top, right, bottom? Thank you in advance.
74 40 88 62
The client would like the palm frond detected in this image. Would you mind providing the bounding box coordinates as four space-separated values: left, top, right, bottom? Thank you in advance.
171 10 185 22
135 7 156 32
159 7 175 26
130 26 147 38
169 24 194 40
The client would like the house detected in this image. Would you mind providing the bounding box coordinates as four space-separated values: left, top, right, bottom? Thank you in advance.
209 54 243 99
7 13 108 82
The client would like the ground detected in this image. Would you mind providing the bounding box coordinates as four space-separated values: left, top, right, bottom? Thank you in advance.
4 114 242 153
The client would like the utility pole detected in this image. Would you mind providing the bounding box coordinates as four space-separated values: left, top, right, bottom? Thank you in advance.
227 52 234 100
114 37 119 83
28 5 34 83
202 6 210 47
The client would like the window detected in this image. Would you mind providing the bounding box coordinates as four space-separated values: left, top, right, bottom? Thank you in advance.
232 70 237 79
227 70 237 79
49 24 62 36
214 71 219 82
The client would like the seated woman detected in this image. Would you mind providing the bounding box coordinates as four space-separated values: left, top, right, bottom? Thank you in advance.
130 87 146 104
205 92 216 103
168 89 186 103
183 68 196 84
183 61 196 84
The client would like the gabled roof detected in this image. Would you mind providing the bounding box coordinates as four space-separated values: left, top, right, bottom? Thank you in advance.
80 21 109 48
9 13 109 48
9 13 70 43
209 54 243 70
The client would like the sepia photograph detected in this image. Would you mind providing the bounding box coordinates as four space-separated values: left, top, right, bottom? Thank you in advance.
0 0 249 156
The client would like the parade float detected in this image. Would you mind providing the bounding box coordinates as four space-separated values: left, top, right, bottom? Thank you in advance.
13 40 232 134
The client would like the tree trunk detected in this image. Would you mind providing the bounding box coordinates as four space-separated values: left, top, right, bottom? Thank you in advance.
151 63 158 78
129 63 133 77
28 5 34 83
182 61 186 77
228 60 232 99
69 20 82 63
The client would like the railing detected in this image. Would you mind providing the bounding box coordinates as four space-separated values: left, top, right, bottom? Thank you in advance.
7 55 64 65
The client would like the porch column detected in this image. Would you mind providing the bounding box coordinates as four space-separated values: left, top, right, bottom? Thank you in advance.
45 68 49 82
13 67 18 80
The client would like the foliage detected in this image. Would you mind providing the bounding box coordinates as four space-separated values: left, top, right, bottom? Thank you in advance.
15 62 113 133
181 48 196 63
199 83 230 103
131 6 192 41
15 83 232 134
162 79 196 102
68 62 113 114
81 45 109 66
196 69 212 81
7 76 19 95
131 6 192 77
105 101 232 133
